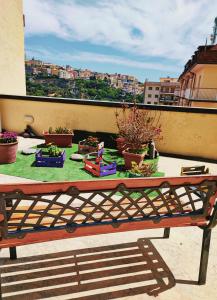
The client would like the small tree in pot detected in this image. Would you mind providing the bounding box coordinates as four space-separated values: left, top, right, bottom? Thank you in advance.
116 104 162 169
0 132 18 164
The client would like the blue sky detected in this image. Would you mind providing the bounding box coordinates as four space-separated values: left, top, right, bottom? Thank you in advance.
24 0 216 82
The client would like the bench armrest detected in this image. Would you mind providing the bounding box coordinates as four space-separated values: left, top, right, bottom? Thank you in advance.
207 202 217 229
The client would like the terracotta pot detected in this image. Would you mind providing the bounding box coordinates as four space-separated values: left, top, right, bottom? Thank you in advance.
116 137 128 154
122 149 146 170
43 133 73 147
78 140 98 154
0 141 18 164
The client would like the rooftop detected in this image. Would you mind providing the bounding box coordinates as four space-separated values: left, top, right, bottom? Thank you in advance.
179 44 217 79
144 81 180 87
1 2 217 299
0 137 217 299
0 94 217 300
1 137 216 184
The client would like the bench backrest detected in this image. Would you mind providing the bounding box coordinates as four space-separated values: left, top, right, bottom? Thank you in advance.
0 176 217 247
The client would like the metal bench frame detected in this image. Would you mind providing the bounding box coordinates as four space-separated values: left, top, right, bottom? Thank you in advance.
0 175 217 298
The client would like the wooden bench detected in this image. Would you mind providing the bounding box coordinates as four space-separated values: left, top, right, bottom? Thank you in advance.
0 175 217 297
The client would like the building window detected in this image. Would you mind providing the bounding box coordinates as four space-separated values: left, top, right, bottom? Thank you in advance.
155 87 159 90
148 87 152 90
148 94 152 98
155 95 158 98
154 102 158 105
147 101 151 104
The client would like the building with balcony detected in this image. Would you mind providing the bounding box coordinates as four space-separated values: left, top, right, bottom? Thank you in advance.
144 77 180 105
178 45 217 108
58 69 71 79
79 69 93 79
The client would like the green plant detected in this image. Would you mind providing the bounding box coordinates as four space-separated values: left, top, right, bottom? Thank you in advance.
47 144 62 157
48 127 53 134
84 136 99 147
48 127 73 134
130 161 157 177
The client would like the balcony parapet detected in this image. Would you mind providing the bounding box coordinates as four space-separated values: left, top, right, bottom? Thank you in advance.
0 93 217 161
1 94 217 114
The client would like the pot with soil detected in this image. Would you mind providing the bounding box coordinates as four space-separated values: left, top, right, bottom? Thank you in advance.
0 132 18 164
78 136 99 154
43 127 74 147
122 148 147 170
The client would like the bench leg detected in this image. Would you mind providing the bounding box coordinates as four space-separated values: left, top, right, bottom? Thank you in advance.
198 228 211 285
163 227 170 238
9 247 17 260
0 253 2 300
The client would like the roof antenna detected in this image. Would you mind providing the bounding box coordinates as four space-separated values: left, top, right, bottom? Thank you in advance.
204 37 207 51
210 17 217 45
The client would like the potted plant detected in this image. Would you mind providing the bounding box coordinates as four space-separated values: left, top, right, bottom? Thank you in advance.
0 131 18 164
78 136 100 153
35 144 66 167
116 104 162 169
43 127 74 147
129 161 157 178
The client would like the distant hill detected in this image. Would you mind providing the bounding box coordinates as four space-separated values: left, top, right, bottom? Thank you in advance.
26 74 144 103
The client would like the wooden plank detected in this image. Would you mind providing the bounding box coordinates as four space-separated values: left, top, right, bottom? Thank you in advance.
0 175 216 194
8 208 191 229
8 199 184 218
8 204 191 223
0 215 206 248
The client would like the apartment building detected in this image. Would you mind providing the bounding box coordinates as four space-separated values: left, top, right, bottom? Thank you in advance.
79 69 93 79
59 70 71 79
143 82 160 104
178 45 217 108
25 58 43 67
0 0 26 95
144 77 180 105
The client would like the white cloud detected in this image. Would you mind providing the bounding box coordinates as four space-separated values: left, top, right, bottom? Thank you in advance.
24 0 216 62
26 47 181 72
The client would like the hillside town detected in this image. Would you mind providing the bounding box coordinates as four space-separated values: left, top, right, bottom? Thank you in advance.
25 58 144 97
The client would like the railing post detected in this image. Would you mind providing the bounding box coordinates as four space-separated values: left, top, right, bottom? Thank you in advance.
198 228 212 285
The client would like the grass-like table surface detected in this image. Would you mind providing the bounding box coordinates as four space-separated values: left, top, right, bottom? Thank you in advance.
0 144 164 182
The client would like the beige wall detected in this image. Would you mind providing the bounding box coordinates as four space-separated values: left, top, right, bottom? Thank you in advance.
191 101 217 108
0 0 26 95
1 97 217 160
198 65 217 88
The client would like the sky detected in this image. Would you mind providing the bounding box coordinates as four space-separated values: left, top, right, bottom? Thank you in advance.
23 0 216 82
